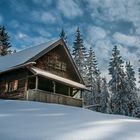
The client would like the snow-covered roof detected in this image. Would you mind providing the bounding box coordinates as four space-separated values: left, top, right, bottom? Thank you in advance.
0 39 58 72
29 67 88 90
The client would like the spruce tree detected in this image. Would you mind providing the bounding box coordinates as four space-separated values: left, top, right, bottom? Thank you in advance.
125 62 139 116
87 46 98 90
86 46 100 107
85 46 106 112
138 60 140 83
72 27 87 81
108 45 127 115
59 28 67 43
94 72 102 111
100 78 110 113
0 26 11 56
125 62 136 91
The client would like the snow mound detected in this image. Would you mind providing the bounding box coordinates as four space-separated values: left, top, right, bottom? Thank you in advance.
0 100 140 140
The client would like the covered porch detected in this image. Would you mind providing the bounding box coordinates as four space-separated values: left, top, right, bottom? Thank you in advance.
26 67 88 107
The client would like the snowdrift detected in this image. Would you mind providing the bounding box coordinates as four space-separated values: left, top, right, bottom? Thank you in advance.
0 100 140 140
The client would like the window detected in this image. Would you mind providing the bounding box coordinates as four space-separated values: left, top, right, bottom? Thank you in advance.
9 80 18 92
47 55 67 71
48 57 54 67
55 61 61 70
61 62 66 71
5 83 8 92
18 79 25 89
0 82 8 93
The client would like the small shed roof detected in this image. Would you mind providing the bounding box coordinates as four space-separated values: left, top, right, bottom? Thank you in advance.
29 67 88 90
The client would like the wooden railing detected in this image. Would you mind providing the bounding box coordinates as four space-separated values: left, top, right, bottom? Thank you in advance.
26 89 83 107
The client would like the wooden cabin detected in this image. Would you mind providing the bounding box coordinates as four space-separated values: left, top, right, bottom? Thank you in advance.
0 39 87 107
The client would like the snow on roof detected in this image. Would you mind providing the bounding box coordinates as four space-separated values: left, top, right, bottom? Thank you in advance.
0 39 58 72
30 67 88 90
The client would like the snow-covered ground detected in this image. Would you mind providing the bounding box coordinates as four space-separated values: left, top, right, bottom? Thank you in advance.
0 100 140 140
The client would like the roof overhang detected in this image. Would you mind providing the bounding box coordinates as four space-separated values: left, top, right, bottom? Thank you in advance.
0 62 36 74
29 67 89 90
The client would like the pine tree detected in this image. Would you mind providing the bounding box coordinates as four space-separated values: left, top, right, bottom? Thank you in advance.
125 62 136 91
59 28 67 43
0 26 12 56
85 46 100 107
85 46 107 112
72 27 87 81
94 72 102 112
87 46 98 90
109 46 126 94
132 106 140 118
100 78 110 113
109 45 127 115
138 60 140 83
125 62 139 116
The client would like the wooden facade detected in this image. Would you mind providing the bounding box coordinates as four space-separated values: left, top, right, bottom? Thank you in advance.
0 39 87 107
35 44 80 82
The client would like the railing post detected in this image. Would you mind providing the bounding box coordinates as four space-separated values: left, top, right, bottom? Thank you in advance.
53 81 56 94
81 90 84 108
35 76 38 90
68 87 70 96
26 90 29 100
24 78 28 92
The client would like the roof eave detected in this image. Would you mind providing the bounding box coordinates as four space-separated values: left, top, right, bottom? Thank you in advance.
29 67 88 90
0 62 36 74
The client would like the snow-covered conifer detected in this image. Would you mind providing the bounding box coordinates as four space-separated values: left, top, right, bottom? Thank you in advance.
125 62 136 91
59 28 67 43
108 45 126 115
87 46 98 90
72 27 87 81
125 62 139 116
0 26 12 56
100 78 110 113
85 46 102 109
138 60 140 83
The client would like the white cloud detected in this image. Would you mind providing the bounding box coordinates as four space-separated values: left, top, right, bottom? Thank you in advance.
33 27 52 38
41 12 56 23
17 32 28 39
10 20 20 28
94 39 112 70
135 27 140 35
11 30 56 50
87 26 107 44
10 0 29 12
22 36 49 49
31 10 60 24
58 0 83 19
87 0 140 27
32 0 52 5
113 32 139 47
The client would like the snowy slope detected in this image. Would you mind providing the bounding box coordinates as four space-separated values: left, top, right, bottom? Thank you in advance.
0 100 140 140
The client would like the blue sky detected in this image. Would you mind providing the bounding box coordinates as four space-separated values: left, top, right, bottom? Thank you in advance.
0 0 139 85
